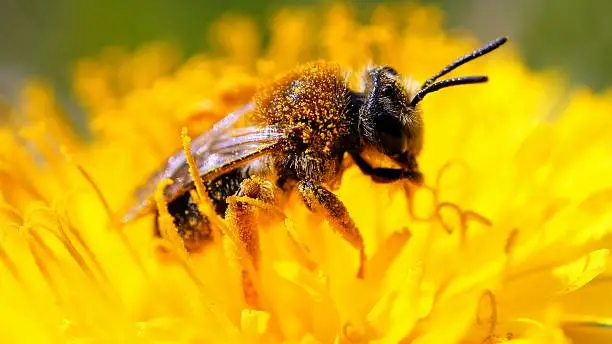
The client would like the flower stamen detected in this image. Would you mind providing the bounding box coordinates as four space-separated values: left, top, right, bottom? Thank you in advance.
342 321 365 343
478 289 498 344
61 213 113 288
153 181 230 317
436 202 463 234
180 127 222 242
181 128 265 308
463 211 493 228
55 222 103 285
404 183 438 222
75 164 113 221
434 160 471 191
283 217 318 271
505 228 519 256
0 203 23 223
154 178 187 257
74 162 147 275
27 229 63 303
0 241 21 283
181 127 207 200
461 210 493 244
50 220 119 302
435 200 493 246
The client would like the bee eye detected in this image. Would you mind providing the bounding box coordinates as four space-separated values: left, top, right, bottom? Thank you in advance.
380 85 395 98
375 114 405 155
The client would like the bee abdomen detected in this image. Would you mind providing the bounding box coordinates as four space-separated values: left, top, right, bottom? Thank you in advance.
156 168 247 252
162 191 213 252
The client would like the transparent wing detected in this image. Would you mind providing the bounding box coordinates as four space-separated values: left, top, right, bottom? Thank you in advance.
159 125 283 201
121 103 284 222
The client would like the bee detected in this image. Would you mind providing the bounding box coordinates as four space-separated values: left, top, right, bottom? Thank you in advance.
123 37 508 277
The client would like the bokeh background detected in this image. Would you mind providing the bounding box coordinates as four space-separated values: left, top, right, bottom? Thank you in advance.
1 0 610 127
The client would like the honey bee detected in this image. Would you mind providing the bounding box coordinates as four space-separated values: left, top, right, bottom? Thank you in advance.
123 37 508 277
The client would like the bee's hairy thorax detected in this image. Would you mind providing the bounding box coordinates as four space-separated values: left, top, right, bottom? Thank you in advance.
252 61 361 183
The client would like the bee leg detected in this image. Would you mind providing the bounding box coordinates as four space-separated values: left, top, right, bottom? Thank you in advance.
225 176 276 308
350 152 423 184
226 176 276 268
297 179 366 278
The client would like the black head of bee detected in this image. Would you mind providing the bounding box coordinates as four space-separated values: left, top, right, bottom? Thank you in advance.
358 66 423 167
357 36 508 169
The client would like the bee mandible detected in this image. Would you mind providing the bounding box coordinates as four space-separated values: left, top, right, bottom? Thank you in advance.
123 37 508 278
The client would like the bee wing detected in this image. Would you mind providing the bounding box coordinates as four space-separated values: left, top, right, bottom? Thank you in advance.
122 103 284 222
159 125 284 201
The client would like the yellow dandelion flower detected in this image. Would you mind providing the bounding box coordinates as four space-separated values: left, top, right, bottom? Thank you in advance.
1 3 612 344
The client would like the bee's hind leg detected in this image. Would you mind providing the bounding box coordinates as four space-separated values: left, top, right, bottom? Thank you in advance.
225 176 276 308
297 179 366 279
226 176 277 268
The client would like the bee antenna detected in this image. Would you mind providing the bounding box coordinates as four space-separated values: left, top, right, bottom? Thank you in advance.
410 76 488 107
420 36 508 90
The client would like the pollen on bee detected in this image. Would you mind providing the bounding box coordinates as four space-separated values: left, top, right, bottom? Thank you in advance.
252 60 350 159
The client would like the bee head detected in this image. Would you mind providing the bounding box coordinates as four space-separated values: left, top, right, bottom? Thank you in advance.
358 66 423 168
357 36 509 169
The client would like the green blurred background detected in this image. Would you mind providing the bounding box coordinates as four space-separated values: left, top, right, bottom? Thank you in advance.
1 0 610 118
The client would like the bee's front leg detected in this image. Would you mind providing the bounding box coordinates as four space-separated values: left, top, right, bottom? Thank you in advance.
225 176 276 309
350 152 423 184
297 179 366 278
